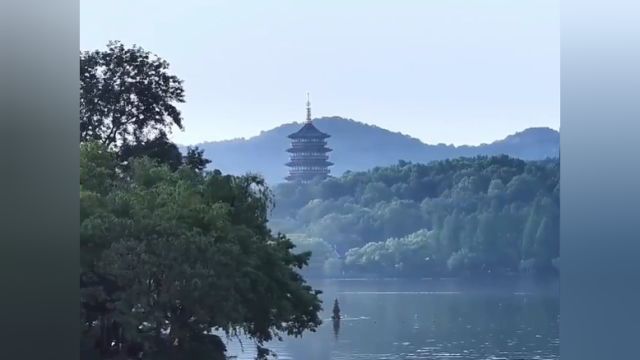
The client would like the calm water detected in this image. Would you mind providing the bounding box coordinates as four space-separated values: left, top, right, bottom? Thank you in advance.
224 278 559 360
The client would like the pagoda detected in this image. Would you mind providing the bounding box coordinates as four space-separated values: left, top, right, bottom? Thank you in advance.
285 94 333 183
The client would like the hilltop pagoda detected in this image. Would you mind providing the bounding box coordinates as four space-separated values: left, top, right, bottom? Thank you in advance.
285 94 333 183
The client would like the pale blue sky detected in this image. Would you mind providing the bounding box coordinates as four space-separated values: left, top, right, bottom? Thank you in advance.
80 0 559 146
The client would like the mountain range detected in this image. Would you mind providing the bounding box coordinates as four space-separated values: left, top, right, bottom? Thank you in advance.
187 117 559 184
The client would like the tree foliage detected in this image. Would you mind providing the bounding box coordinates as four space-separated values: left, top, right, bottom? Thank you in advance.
80 41 185 148
270 156 559 277
80 41 213 173
80 143 322 359
183 146 212 172
80 42 323 359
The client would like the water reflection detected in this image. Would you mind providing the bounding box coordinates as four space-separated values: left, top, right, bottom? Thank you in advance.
332 318 340 339
332 298 341 340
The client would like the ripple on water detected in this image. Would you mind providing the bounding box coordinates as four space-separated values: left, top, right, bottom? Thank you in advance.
339 291 462 295
323 315 371 322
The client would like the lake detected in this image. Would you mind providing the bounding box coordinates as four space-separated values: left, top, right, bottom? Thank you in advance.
223 278 559 360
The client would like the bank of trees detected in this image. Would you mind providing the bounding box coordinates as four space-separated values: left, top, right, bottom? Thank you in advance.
271 156 559 278
80 42 321 359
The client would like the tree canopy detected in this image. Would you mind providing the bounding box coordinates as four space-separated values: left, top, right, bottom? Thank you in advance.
80 41 209 172
80 41 184 148
270 156 559 278
80 42 322 360
80 143 322 359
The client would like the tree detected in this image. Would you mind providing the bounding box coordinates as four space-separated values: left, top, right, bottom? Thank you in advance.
183 146 212 172
361 181 392 206
81 42 214 173
80 41 185 148
521 197 542 261
80 142 322 359
118 131 183 170
288 234 336 276
487 178 505 197
271 156 560 278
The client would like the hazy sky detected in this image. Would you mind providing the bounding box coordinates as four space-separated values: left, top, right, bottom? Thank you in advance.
81 0 559 146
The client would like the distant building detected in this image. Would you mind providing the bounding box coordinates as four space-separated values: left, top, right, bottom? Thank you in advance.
285 94 333 183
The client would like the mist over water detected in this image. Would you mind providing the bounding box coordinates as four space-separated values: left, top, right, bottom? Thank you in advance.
224 278 559 360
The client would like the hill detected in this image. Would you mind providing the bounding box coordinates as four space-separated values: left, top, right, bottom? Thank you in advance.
269 156 560 278
188 117 559 184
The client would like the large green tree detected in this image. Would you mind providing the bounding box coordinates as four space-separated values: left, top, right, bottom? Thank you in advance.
80 41 209 172
80 142 322 359
80 41 184 148
80 42 322 359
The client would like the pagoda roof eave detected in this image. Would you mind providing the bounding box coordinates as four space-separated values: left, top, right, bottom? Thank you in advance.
288 132 330 138
285 161 334 167
286 147 332 153
287 122 330 139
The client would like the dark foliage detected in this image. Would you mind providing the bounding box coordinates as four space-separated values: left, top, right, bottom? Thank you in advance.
183 146 212 172
80 143 322 359
80 40 184 149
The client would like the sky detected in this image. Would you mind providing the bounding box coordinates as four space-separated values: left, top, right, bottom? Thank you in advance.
80 0 559 146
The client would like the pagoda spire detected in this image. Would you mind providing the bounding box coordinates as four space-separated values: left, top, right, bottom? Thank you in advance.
306 92 312 122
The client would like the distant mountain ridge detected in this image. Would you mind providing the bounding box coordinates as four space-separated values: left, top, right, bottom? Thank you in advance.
187 117 559 184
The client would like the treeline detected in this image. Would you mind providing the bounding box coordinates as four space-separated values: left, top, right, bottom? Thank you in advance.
270 156 560 278
80 42 321 360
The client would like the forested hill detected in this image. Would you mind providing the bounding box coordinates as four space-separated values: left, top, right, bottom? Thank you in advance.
188 117 559 184
269 155 560 278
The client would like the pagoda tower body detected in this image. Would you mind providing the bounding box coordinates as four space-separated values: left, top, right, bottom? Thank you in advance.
285 95 333 183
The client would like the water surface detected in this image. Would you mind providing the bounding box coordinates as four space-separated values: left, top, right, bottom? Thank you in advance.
225 278 559 360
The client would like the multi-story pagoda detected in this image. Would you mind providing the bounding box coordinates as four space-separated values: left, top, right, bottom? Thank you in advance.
285 94 333 183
